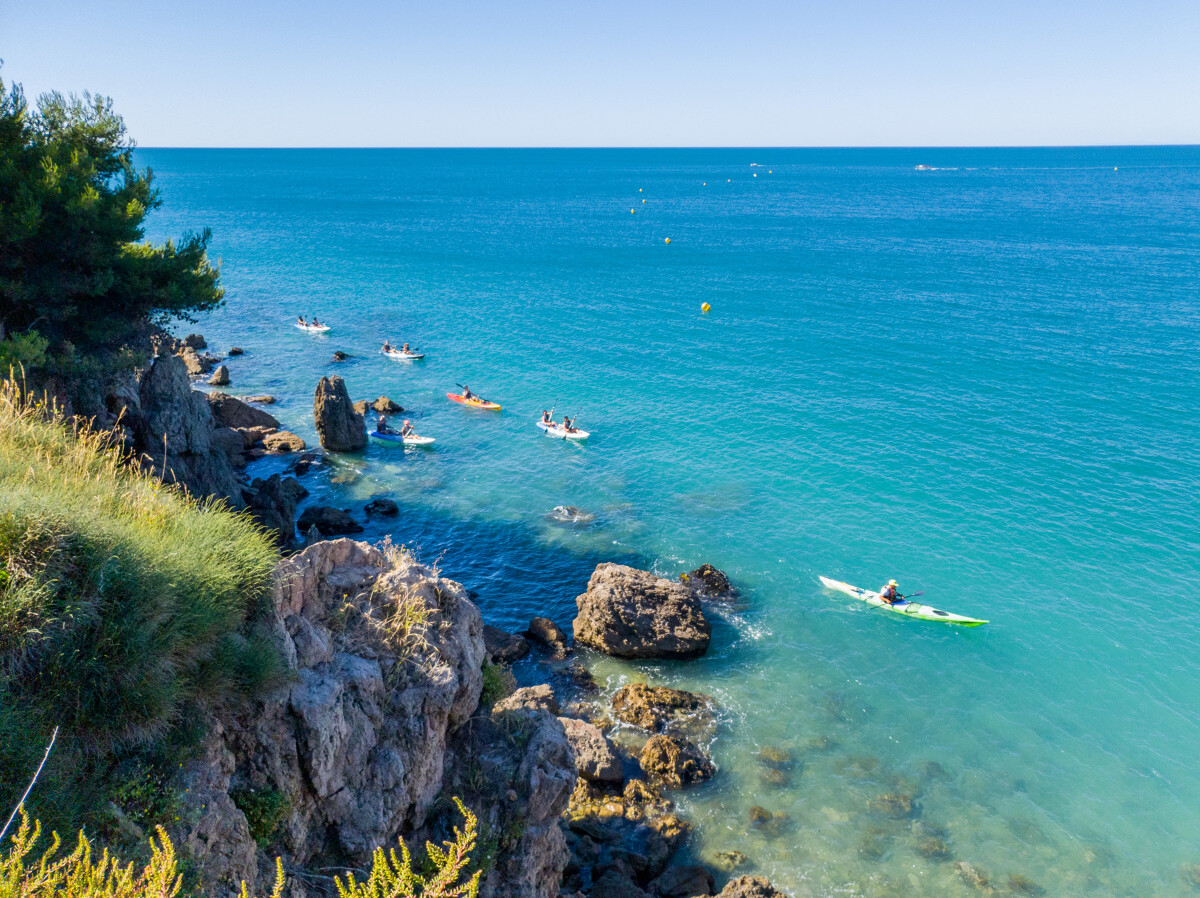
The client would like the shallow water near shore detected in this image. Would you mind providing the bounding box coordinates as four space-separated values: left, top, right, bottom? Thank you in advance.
142 147 1200 896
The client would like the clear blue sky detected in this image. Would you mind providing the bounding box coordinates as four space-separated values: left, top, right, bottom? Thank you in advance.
4 0 1198 147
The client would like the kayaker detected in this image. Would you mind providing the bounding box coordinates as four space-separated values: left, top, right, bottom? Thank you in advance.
541 410 554 426
298 315 306 326
382 340 392 353
462 385 476 401
401 342 411 353
376 415 395 435
562 415 576 432
400 419 415 438
312 317 322 327
879 580 901 604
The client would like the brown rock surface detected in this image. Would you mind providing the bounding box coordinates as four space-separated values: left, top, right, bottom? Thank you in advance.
573 564 710 658
314 375 367 451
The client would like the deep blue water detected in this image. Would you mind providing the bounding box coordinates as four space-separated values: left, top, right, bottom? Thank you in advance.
141 147 1200 897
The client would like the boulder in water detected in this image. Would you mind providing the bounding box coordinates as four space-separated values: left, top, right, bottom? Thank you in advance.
484 625 530 664
639 735 715 789
296 505 363 535
263 430 305 453
372 396 403 413
716 877 789 898
208 365 230 386
313 375 367 451
207 393 280 430
526 616 571 657
611 683 714 737
364 496 399 517
573 563 711 659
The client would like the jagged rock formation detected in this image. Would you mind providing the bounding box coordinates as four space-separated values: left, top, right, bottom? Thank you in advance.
208 393 281 430
129 353 245 506
243 474 308 547
314 375 367 451
164 540 586 898
560 717 622 784
573 564 710 658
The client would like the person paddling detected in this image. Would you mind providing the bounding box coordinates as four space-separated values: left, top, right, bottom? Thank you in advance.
312 317 322 327
462 385 477 401
298 315 307 326
376 415 394 435
541 410 555 427
879 580 901 604
400 419 415 438
401 342 412 353
382 340 392 353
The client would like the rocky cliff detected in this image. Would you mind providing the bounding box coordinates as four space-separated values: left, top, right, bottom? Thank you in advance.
169 539 576 898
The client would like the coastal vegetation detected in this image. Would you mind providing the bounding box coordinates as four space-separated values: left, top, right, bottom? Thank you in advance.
0 799 481 898
0 378 280 838
0 71 223 399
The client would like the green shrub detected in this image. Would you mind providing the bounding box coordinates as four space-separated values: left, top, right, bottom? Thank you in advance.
0 379 280 835
478 662 514 708
230 787 289 849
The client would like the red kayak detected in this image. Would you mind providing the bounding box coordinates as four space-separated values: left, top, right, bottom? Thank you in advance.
447 392 501 411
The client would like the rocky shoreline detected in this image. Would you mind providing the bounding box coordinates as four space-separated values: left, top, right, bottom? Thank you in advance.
85 333 791 898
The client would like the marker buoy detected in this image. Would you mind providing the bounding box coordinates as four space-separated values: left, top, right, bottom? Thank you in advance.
753 173 757 177
1114 167 1118 171
665 238 671 244
703 182 707 186
727 179 731 182
639 188 643 192
631 209 635 214
701 303 711 313
642 199 646 203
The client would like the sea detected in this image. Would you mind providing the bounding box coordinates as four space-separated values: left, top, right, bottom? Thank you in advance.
140 146 1200 897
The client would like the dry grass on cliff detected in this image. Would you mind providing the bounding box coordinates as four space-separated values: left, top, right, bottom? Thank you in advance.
0 378 280 833
0 799 481 898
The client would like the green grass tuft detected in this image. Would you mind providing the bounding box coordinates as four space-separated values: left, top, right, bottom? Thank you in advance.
0 378 280 835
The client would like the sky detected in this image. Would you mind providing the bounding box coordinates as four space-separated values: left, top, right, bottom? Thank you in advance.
3 0 1199 147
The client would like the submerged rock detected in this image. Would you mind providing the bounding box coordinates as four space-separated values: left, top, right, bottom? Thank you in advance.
244 394 274 404
1006 874 1044 896
548 505 596 524
332 350 349 361
573 564 711 659
710 850 750 873
954 861 995 893
314 375 367 451
867 793 918 819
227 346 244 356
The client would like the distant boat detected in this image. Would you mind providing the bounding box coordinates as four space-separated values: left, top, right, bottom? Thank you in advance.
915 164 935 171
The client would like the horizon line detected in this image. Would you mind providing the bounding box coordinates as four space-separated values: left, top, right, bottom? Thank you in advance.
135 143 1200 151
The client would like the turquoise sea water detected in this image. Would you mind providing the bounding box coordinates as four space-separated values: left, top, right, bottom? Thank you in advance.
142 147 1200 897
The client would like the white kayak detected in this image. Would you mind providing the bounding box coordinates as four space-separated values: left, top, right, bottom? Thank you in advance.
818 576 988 627
537 421 590 441
371 430 435 447
382 349 425 361
296 323 331 333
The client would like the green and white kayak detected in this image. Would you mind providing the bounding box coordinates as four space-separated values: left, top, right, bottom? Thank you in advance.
819 576 988 627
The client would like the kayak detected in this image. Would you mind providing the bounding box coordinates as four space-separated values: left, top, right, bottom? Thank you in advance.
447 393 501 411
382 349 425 361
537 421 590 441
371 430 435 447
296 323 331 333
818 576 988 627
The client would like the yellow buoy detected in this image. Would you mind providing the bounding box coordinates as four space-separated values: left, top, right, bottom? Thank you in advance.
727 179 731 182
639 188 643 192
665 238 671 244
631 208 635 214
642 199 646 204
769 170 773 173
1114 167 1118 171
753 173 757 177
701 303 711 313
703 182 707 186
